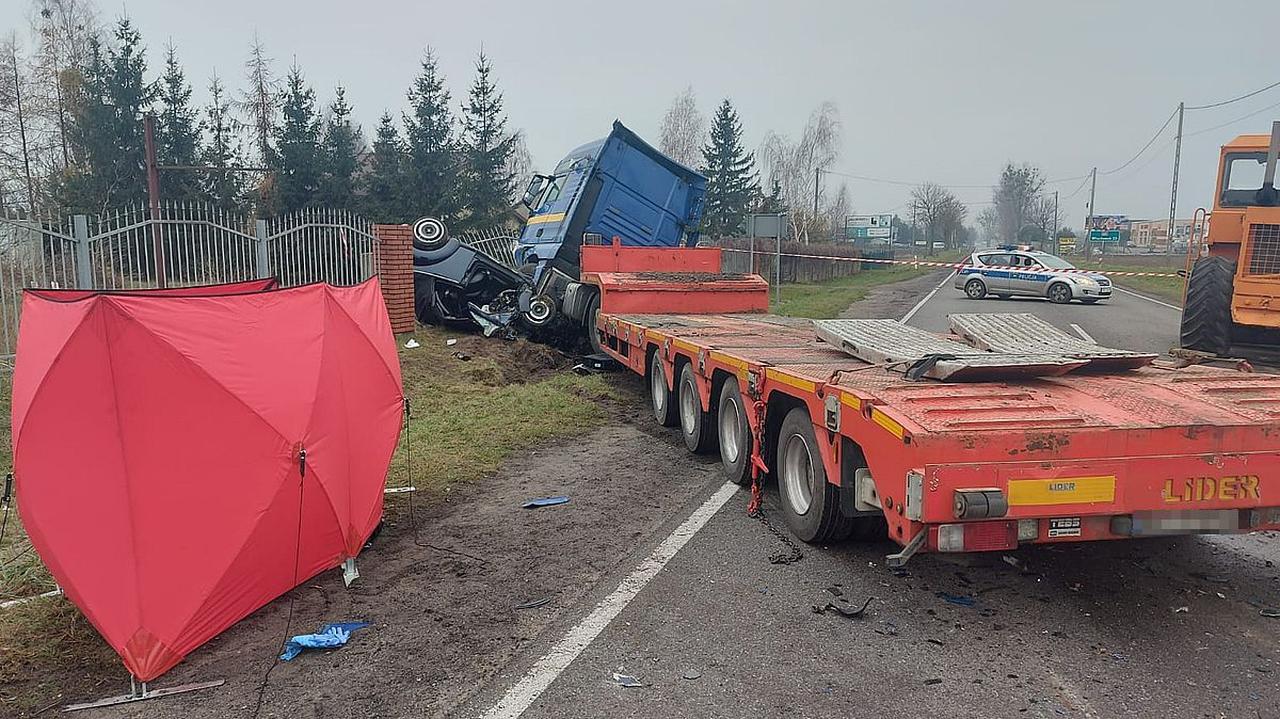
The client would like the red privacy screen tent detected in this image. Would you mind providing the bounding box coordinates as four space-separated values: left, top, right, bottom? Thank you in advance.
11 277 403 681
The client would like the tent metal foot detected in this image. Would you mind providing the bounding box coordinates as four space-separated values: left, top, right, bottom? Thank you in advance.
63 678 224 712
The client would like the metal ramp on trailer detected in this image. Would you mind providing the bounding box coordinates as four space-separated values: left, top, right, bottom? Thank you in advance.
948 313 1157 371
812 319 1088 381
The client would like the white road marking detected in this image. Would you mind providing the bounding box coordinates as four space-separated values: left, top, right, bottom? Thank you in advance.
1069 323 1096 344
479 481 740 719
901 271 957 324
1113 286 1181 311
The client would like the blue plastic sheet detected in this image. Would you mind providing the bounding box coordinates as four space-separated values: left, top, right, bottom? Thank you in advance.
280 621 370 661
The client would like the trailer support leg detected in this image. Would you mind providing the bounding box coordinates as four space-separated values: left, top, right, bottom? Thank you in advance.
886 529 927 568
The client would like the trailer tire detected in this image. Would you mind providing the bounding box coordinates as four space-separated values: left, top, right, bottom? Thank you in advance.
776 407 852 543
585 292 604 355
678 364 716 454
1180 255 1235 356
649 354 678 427
717 380 753 486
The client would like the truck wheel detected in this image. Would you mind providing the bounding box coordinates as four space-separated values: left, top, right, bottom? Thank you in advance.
585 293 604 355
414 275 444 325
1180 255 1235 356
678 364 716 454
1047 282 1072 304
649 354 677 427
717 380 753 486
776 407 852 543
964 278 987 299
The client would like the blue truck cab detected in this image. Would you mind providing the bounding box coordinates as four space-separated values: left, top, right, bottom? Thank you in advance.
412 120 706 345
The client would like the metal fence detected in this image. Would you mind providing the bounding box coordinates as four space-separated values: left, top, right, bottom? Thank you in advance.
457 225 521 271
0 204 379 358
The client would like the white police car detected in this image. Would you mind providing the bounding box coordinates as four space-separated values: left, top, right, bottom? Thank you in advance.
953 247 1111 304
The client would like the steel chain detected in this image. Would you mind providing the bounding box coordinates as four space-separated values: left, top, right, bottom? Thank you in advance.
746 398 802 565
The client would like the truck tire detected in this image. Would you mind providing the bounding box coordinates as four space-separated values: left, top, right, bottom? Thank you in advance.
678 364 716 454
1180 255 1235 356
649 354 677 427
585 292 604 355
775 407 852 543
717 380 753 486
414 274 444 325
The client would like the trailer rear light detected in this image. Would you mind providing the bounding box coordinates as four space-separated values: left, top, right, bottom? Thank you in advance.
936 521 1018 553
1017 519 1039 541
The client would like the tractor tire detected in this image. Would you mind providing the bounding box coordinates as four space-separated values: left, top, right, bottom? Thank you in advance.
1180 255 1235 356
775 407 853 543
717 380 753 486
678 364 716 454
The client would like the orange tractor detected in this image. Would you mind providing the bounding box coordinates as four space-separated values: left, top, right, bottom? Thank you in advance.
1181 121 1280 354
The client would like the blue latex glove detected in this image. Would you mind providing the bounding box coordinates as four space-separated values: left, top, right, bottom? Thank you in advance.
280 621 370 661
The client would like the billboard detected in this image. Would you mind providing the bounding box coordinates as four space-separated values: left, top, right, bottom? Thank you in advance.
846 214 895 240
1087 215 1126 243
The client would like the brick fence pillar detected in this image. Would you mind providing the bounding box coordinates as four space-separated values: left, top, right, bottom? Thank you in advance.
373 224 415 334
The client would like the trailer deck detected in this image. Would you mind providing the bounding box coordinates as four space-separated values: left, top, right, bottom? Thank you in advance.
582 243 1280 563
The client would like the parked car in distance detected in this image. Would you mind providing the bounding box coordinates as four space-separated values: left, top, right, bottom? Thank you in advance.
954 247 1111 304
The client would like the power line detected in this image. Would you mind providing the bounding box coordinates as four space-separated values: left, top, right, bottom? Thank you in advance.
1098 107 1179 175
1186 79 1280 111
1185 97 1280 138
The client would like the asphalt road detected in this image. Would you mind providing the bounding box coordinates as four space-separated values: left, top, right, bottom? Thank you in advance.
457 275 1280 719
905 273 1182 355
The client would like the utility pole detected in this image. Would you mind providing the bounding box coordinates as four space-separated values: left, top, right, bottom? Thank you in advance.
812 167 821 244
143 114 167 287
1052 190 1059 253
1167 101 1185 256
1084 167 1097 259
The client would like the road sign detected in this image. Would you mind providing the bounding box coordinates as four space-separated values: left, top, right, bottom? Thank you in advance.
747 213 786 239
846 214 894 240
1087 215 1126 243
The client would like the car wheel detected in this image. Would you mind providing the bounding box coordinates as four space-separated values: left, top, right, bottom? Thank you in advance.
1047 282 1072 304
964 278 987 300
678 363 716 454
717 380 753 486
776 407 852 543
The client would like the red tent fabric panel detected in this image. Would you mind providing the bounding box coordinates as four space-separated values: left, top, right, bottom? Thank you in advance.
12 277 402 681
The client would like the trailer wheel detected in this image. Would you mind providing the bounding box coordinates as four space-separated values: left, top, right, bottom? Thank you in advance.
678 364 716 453
649 354 677 427
776 407 852 543
717 380 752 486
585 292 604 355
1180 255 1235 356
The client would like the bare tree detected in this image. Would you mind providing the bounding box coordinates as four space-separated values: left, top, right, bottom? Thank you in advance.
503 129 531 204
991 162 1044 244
658 86 704 169
910 182 967 255
824 181 851 240
237 34 280 166
0 35 38 210
29 0 99 171
1026 194 1057 249
976 206 999 245
758 101 841 241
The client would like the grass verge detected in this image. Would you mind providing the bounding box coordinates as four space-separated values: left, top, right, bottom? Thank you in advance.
1089 264 1184 305
0 324 612 712
770 263 947 319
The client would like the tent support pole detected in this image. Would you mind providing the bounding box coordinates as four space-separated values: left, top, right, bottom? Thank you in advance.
63 678 225 712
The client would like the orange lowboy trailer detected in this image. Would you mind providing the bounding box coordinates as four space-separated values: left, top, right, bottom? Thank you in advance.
581 241 1280 565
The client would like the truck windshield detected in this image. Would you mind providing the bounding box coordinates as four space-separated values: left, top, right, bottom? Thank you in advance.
1221 152 1269 207
532 173 568 213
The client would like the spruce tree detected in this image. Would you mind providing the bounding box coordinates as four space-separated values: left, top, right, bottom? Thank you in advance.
364 111 406 222
403 49 460 222
459 52 515 229
156 44 202 202
274 64 321 214
700 99 757 237
318 86 361 208
104 18 154 207
200 72 244 211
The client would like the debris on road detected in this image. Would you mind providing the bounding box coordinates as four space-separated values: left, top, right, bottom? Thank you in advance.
1174 606 1190 614
1191 571 1230 584
611 672 645 688
446 338 458 346
812 587 873 618
681 670 702 681
521 496 570 509
404 338 421 349
280 622 370 661
1261 608 1280 618
936 592 977 607
453 351 471 361
514 597 551 610
924 678 943 686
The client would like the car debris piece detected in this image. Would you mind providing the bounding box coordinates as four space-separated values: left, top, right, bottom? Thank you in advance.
453 351 471 361
611 672 645 688
682 670 702 680
514 597 552 610
280 622 370 661
1261 608 1280 618
812 587 873 618
1174 606 1190 614
936 591 976 607
446 338 458 346
403 338 421 349
521 495 570 509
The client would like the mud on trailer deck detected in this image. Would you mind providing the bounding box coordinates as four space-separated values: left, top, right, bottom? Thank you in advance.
580 241 1280 565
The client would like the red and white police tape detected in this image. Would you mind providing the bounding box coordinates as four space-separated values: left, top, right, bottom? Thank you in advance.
717 247 1182 278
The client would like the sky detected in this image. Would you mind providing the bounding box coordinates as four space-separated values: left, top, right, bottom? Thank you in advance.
5 0 1280 227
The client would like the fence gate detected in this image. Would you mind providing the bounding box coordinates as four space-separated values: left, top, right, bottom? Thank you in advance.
0 204 379 360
